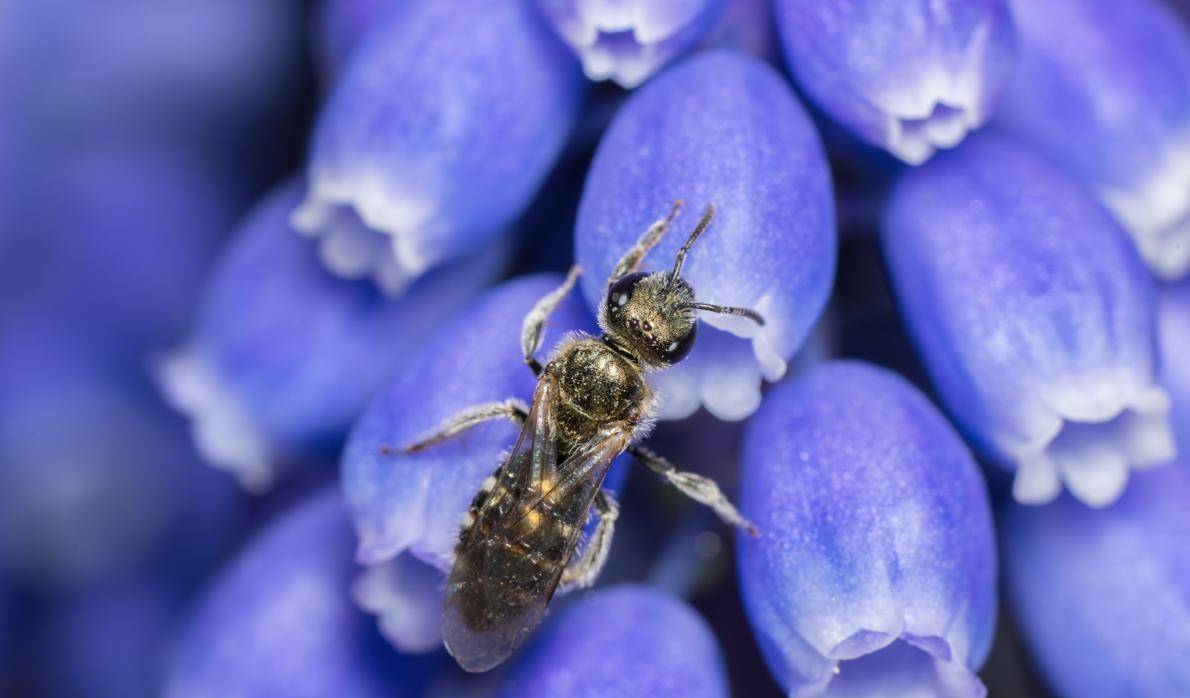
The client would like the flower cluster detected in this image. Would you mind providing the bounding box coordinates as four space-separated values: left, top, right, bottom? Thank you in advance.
2 0 1189 696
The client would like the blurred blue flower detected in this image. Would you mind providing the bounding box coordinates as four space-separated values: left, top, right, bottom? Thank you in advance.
1159 280 1190 451
165 488 432 698
157 179 503 491
314 0 402 81
773 0 1015 164
294 0 585 294
533 0 724 88
738 361 997 697
1001 464 1190 697
576 50 835 421
0 325 242 592
500 585 728 698
342 274 594 650
883 133 1173 506
994 0 1190 280
0 0 303 149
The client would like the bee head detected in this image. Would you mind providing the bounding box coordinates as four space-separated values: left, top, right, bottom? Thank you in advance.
602 271 698 366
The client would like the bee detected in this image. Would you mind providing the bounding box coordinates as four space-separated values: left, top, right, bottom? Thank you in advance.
404 202 764 672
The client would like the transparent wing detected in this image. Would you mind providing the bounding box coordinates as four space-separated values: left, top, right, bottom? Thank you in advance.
442 385 631 672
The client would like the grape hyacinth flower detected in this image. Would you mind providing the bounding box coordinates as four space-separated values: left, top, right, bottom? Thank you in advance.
883 134 1174 506
738 361 997 697
294 0 585 295
1159 281 1190 451
1001 465 1190 697
534 0 724 88
500 585 729 698
994 0 1190 280
158 179 503 491
342 274 593 651
772 0 1015 165
576 50 835 421
165 489 428 698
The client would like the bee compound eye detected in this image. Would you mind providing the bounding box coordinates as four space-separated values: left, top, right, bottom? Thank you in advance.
660 322 697 363
606 272 649 315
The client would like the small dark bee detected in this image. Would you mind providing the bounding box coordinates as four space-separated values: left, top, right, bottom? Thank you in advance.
404 202 764 673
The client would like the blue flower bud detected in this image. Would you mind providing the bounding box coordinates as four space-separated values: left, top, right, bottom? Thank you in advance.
773 0 1015 164
1001 465 1190 697
883 134 1174 506
157 179 502 491
576 50 835 421
738 361 997 697
342 274 593 648
500 585 728 698
294 0 585 294
165 489 431 698
533 0 724 88
994 0 1190 280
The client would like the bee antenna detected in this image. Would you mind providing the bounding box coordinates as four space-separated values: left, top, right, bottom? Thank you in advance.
684 302 766 327
669 203 715 286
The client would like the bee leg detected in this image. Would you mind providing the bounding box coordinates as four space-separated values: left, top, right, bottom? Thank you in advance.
401 399 529 453
522 265 582 376
631 445 758 537
607 200 684 285
559 490 619 591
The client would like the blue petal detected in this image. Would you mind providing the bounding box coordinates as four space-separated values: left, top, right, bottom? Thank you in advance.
773 0 1015 164
294 0 585 294
576 50 835 421
737 361 997 697
1001 464 1190 696
534 0 724 87
499 585 728 698
994 0 1190 279
882 133 1174 506
1159 280 1190 452
165 489 434 698
343 274 594 567
157 179 503 491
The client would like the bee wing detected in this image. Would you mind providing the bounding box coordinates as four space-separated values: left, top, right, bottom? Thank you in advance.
442 402 632 673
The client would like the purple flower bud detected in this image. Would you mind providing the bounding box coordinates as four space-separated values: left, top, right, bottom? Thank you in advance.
341 274 593 648
882 134 1174 506
576 50 835 421
773 0 1015 164
165 489 427 698
738 361 997 697
500 585 728 698
533 0 724 88
994 0 1190 280
1001 465 1190 696
294 0 585 294
157 179 502 491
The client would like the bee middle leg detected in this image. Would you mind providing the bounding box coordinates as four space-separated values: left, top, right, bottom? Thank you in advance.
559 490 619 591
522 265 582 376
402 399 528 453
630 445 758 536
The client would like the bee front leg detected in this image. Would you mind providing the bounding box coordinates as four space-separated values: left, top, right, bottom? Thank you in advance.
631 445 758 537
559 490 619 592
398 399 529 454
522 265 582 376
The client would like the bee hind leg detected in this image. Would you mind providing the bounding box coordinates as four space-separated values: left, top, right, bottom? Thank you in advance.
400 399 529 454
559 490 619 592
631 445 758 537
522 265 582 376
